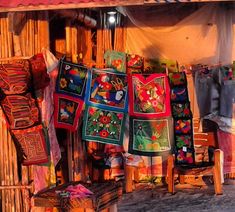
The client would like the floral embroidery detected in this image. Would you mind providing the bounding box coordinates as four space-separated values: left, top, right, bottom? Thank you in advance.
83 106 126 145
129 74 171 118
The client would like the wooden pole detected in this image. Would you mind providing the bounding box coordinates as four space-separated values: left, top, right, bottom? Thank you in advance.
167 155 175 194
0 110 6 212
67 132 73 182
65 20 71 60
213 149 223 195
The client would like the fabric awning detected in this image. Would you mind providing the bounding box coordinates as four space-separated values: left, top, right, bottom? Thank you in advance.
0 0 144 12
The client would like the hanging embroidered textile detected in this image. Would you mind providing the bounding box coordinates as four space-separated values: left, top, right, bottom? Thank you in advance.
128 73 171 118
0 93 40 129
56 59 88 99
54 93 84 131
127 54 144 74
82 105 126 146
29 53 50 91
170 72 194 165
11 125 49 165
144 58 178 73
172 102 192 118
170 87 188 102
85 69 128 112
175 135 193 149
104 50 126 73
0 60 31 94
0 56 50 165
168 72 187 87
128 116 173 156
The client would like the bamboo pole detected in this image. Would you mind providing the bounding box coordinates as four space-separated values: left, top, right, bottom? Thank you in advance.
12 139 21 212
7 125 14 211
29 12 34 55
3 16 12 212
0 185 32 190
3 112 10 211
1 17 5 58
65 20 72 60
6 17 13 57
39 11 49 51
34 13 39 53
84 28 92 66
0 110 6 212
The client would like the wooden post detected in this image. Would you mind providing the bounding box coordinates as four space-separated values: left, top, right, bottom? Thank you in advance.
124 164 133 193
213 149 223 195
167 155 175 194
179 175 185 184
133 167 139 183
67 132 73 182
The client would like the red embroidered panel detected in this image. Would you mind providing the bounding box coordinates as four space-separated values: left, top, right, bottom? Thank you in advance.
128 73 171 118
12 125 49 165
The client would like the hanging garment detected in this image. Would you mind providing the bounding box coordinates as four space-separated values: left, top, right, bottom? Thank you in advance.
219 80 235 118
42 49 61 165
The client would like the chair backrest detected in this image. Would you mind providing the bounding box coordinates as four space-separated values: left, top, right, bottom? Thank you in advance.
193 118 218 164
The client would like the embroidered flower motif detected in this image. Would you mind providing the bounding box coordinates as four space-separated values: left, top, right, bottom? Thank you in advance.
99 115 111 124
151 99 159 108
89 107 96 115
151 135 157 141
99 130 109 138
138 144 143 150
117 113 123 120
60 78 67 88
184 108 190 115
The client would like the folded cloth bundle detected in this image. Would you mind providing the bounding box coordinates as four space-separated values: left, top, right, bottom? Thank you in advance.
57 184 94 199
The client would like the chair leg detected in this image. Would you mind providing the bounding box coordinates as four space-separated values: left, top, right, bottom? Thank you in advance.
213 149 223 195
179 175 185 184
124 164 133 193
167 155 175 194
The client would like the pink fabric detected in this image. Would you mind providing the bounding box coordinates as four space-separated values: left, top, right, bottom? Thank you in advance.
217 130 235 174
65 184 93 199
42 69 61 165
33 166 51 194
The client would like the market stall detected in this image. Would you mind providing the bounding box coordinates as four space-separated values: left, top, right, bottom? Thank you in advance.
0 1 235 212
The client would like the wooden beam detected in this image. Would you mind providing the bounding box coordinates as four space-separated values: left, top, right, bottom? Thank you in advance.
57 10 97 28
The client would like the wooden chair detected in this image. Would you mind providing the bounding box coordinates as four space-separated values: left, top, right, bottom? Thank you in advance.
167 119 223 195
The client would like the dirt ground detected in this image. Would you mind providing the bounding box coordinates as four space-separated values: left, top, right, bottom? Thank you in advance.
117 179 235 212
